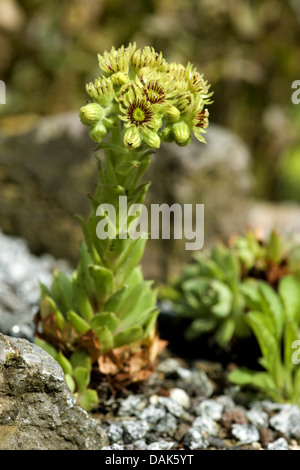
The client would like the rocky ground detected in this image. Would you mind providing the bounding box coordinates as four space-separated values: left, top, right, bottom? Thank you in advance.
96 354 300 451
0 229 300 450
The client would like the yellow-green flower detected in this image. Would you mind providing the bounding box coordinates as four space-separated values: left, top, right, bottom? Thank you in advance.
80 42 212 149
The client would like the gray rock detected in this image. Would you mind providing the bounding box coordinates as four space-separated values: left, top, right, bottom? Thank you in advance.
156 358 181 375
268 438 289 450
154 413 178 436
139 404 166 425
231 424 260 444
192 415 219 435
169 388 191 409
177 367 214 398
122 420 150 444
184 428 209 450
158 396 185 418
195 399 224 421
102 444 125 450
105 422 124 444
0 230 71 342
215 395 235 412
269 405 300 439
147 440 175 450
117 395 146 417
133 439 148 450
246 407 269 429
0 333 107 450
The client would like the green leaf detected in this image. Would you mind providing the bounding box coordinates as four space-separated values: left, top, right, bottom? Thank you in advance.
91 312 120 332
73 366 90 393
70 349 91 371
113 326 143 348
72 273 94 322
246 311 282 387
284 320 299 372
115 238 147 283
56 351 73 376
78 389 99 412
184 318 217 340
77 243 95 297
229 368 278 399
35 338 58 359
279 275 300 322
214 317 235 347
76 214 102 265
51 270 73 312
210 280 233 317
259 281 284 339
67 310 90 335
240 279 261 310
266 230 282 263
94 325 114 354
103 285 130 312
143 310 159 339
65 373 76 393
40 295 66 330
291 366 300 404
88 264 114 300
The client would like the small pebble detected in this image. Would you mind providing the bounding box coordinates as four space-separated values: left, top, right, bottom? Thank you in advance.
147 440 175 450
184 428 208 450
269 405 300 439
158 396 184 418
105 423 123 443
268 437 289 450
231 424 260 444
195 399 224 421
193 415 218 435
154 413 178 436
139 404 166 425
246 407 269 428
169 388 191 409
117 395 146 417
122 420 150 443
101 444 124 450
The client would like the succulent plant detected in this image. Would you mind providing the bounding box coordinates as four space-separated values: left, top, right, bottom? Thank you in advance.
229 275 300 405
34 43 212 411
162 230 300 349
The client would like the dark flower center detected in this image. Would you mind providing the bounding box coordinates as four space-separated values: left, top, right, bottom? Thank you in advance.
127 98 153 126
144 81 165 104
196 109 209 128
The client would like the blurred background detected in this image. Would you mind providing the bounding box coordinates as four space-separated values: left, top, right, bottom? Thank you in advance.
0 0 300 282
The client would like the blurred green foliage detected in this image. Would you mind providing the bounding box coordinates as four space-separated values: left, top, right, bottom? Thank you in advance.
0 0 300 200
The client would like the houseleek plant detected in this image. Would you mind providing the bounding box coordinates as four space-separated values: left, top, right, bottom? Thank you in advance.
161 230 300 349
34 43 212 411
229 274 300 405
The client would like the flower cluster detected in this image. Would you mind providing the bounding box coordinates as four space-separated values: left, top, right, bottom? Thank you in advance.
80 43 212 149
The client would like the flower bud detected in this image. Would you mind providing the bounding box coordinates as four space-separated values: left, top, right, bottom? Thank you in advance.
142 129 160 148
123 126 142 148
80 103 104 126
166 105 181 122
172 121 191 145
89 121 107 143
160 125 174 143
111 72 130 87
